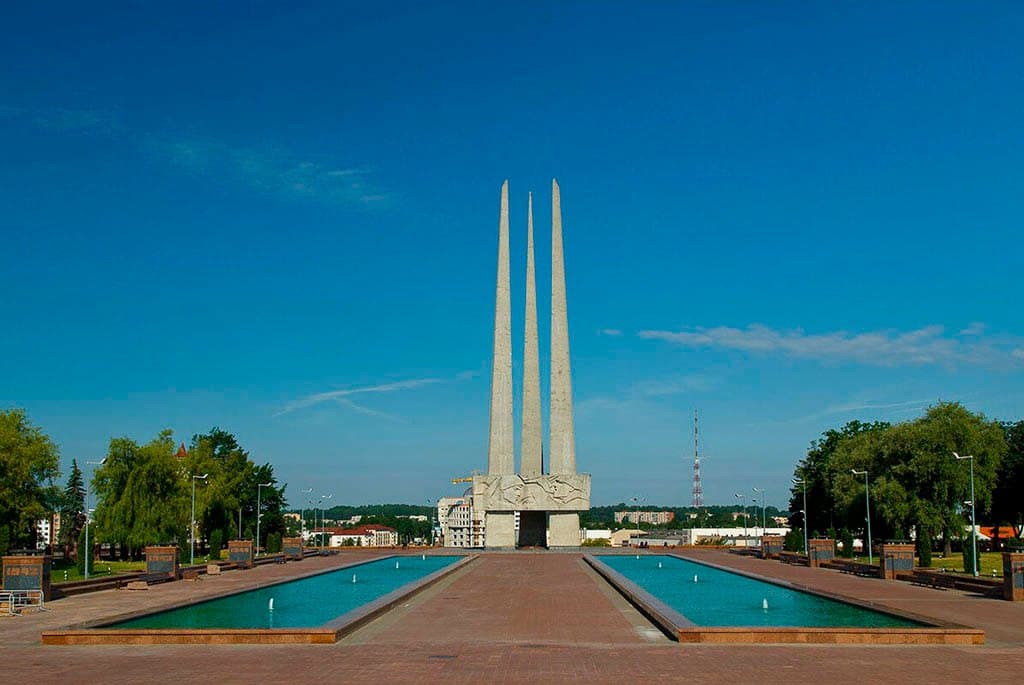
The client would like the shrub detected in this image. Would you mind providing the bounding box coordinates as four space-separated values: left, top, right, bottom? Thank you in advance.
839 528 854 558
208 530 223 560
581 538 611 547
962 537 979 574
75 528 89 576
784 529 804 552
917 526 932 567
267 532 282 554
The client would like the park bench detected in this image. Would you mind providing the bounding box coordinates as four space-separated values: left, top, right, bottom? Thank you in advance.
823 559 879 578
778 551 807 566
125 572 177 590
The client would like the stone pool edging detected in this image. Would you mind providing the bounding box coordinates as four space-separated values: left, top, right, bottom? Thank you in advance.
585 554 984 645
41 554 477 646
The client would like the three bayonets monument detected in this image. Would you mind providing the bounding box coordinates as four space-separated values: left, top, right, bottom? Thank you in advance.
472 179 591 548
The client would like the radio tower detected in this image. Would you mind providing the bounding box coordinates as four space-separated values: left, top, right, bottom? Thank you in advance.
692 409 704 507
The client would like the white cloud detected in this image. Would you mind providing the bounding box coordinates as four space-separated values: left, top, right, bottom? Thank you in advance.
599 328 623 336
959 322 986 336
275 378 442 417
1 105 384 207
638 324 1024 369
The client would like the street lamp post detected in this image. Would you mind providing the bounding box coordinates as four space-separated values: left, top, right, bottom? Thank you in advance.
83 458 106 580
255 481 272 555
734 493 747 536
793 477 809 555
190 473 208 565
954 453 979 578
298 488 313 541
852 470 873 565
427 498 437 546
318 494 333 548
752 487 765 537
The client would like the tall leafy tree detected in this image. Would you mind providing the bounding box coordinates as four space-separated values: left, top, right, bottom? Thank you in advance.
993 421 1024 540
59 459 87 559
93 430 188 558
788 421 889 535
829 403 1005 553
184 428 286 550
0 409 61 554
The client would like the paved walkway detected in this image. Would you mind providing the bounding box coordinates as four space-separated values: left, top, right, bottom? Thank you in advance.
679 549 1024 647
2 550 1023 683
1 550 386 646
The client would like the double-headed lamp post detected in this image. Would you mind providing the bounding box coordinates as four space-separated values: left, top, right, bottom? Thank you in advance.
852 469 873 565
83 458 106 580
752 487 766 537
318 494 333 547
190 473 208 565
954 452 979 578
255 481 272 555
793 477 809 555
734 493 747 536
299 487 313 541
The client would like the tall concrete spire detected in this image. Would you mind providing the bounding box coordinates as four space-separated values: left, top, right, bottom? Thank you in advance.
520 192 542 476
549 178 576 475
487 180 514 475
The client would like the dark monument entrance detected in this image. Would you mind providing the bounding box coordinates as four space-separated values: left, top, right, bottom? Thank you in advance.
518 511 547 547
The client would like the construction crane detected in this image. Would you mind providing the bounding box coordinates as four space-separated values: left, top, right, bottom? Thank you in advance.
451 470 480 485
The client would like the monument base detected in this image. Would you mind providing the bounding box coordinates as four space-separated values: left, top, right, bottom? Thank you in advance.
548 512 580 547
485 512 516 548
518 511 547 547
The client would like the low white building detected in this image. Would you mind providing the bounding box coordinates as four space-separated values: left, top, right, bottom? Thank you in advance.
626 527 790 547
320 524 398 547
581 529 612 543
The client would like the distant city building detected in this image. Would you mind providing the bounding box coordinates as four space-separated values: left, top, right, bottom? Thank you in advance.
623 527 790 548
581 529 612 543
318 524 398 547
35 512 61 550
283 512 300 522
437 493 525 548
397 515 429 522
614 510 675 525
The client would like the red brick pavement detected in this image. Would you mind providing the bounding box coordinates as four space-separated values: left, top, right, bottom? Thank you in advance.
2 550 1023 683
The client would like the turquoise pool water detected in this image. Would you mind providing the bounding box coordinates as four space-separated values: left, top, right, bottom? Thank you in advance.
598 555 920 628
109 555 460 630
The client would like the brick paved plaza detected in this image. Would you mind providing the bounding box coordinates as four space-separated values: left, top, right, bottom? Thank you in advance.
3 550 1023 683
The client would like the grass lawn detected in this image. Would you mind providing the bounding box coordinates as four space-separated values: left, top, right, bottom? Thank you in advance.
848 551 1005 577
927 552 1004 578
51 559 146 583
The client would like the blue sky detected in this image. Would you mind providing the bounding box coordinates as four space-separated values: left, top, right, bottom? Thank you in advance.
2 3 1022 508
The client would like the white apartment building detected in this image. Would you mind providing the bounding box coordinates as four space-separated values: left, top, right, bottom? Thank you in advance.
321 524 399 547
438 494 521 548
614 510 675 525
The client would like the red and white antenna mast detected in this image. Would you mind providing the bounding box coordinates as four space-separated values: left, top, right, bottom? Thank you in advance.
692 409 704 507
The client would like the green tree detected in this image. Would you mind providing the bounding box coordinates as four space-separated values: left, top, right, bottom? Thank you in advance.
992 421 1024 542
789 421 889 536
829 403 1005 554
92 430 188 559
0 409 61 554
60 459 87 560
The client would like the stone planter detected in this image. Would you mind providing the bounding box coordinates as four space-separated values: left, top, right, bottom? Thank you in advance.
879 543 915 580
2 554 52 601
228 540 254 569
808 538 834 568
1004 552 1024 601
144 546 179 579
